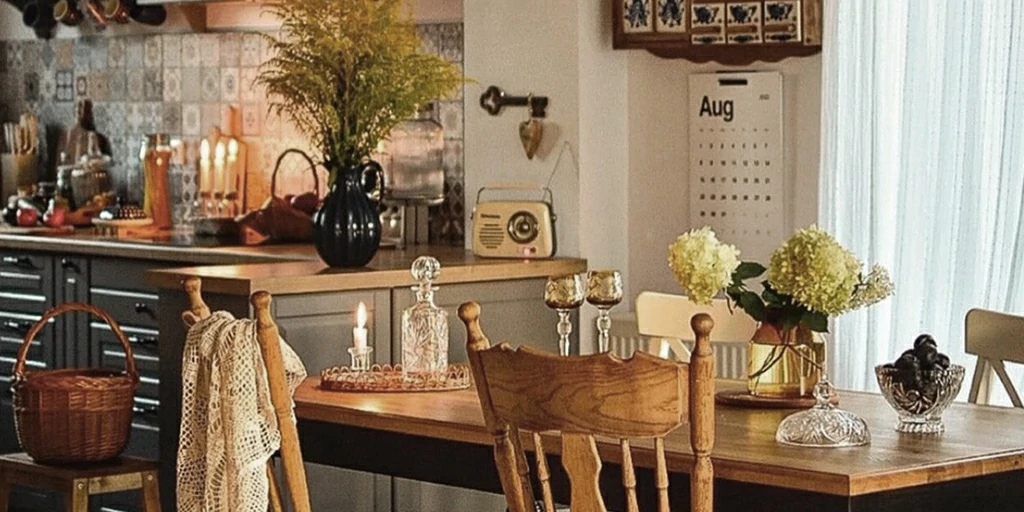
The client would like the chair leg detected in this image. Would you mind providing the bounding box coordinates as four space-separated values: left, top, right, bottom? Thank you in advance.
66 479 88 512
140 471 162 512
0 470 10 512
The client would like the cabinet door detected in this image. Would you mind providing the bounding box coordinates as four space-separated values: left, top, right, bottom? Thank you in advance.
55 256 89 368
273 290 392 512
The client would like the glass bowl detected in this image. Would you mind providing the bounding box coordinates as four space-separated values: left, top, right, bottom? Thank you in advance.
875 364 965 434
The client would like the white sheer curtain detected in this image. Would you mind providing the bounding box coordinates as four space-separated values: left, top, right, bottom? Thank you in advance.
819 0 1024 398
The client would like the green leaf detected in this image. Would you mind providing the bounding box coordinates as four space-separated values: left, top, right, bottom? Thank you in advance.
761 286 782 306
738 291 766 322
733 262 767 282
801 311 830 333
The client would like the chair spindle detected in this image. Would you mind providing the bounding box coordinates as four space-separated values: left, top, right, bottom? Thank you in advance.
562 434 606 512
655 437 670 512
532 432 555 512
620 439 639 512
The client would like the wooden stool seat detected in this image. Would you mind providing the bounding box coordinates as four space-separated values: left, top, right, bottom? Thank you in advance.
0 453 161 512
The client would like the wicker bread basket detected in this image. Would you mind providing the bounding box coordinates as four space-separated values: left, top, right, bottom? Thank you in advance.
11 303 140 464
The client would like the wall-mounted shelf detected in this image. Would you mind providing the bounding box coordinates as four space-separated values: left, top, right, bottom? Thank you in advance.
612 0 822 65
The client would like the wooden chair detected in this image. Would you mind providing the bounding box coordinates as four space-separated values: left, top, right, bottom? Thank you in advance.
182 277 312 512
460 301 715 512
0 453 160 511
965 308 1024 408
636 291 755 362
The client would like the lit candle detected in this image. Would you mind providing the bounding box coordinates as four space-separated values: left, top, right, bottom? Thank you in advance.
213 141 226 196
225 138 238 194
353 302 368 350
199 139 211 192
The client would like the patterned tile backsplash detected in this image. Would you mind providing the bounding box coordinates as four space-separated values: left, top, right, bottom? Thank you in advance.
0 23 466 246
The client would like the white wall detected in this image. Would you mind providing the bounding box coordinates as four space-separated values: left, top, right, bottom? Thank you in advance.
627 53 822 300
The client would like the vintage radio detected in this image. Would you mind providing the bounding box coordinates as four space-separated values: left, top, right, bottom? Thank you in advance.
471 184 556 259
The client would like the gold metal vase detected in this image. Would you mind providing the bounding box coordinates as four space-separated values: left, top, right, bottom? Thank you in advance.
747 323 826 398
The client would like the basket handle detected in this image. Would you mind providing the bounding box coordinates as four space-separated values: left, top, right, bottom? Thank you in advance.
13 303 139 382
270 148 321 199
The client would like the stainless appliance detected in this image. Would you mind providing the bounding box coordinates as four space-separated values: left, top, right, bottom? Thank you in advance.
471 184 556 259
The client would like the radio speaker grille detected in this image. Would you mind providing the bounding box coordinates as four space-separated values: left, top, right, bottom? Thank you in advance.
478 223 505 249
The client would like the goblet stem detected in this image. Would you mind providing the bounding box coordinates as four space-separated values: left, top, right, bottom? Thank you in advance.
556 309 572 356
596 306 612 353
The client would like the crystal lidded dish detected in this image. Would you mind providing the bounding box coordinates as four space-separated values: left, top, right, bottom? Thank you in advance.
875 364 965 434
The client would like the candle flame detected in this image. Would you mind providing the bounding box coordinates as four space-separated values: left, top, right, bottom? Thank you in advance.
356 302 367 328
200 139 210 160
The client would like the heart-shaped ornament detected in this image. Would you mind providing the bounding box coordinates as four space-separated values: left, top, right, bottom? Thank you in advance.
518 118 543 160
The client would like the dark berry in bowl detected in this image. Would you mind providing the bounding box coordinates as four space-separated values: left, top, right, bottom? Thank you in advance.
914 334 937 350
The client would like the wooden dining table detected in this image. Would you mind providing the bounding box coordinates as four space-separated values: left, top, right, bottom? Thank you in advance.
294 378 1024 512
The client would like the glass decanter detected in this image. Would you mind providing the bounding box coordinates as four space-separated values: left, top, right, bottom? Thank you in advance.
401 256 449 375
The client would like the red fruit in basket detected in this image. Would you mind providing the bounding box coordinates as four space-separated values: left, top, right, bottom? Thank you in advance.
290 192 319 216
43 206 66 228
16 207 39 227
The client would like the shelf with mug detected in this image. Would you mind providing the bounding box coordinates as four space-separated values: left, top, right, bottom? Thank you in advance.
613 0 822 65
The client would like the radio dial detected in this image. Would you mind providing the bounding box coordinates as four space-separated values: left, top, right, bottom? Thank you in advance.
508 211 539 244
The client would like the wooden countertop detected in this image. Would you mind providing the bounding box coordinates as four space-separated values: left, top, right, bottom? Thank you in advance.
146 245 588 295
0 230 320 265
294 379 1024 497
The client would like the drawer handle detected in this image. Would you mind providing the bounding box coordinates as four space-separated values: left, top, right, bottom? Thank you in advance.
1 320 33 336
133 404 160 416
134 302 156 318
128 335 159 346
1 256 34 270
60 258 80 273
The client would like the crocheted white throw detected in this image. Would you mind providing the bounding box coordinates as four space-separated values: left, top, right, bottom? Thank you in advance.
177 311 307 512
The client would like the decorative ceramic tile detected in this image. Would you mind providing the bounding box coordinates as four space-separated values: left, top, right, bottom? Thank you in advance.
439 24 463 62
127 69 145 101
52 102 75 128
623 0 655 33
53 40 73 70
126 103 145 135
259 32 277 62
163 68 181 102
220 67 239 102
199 34 221 68
20 41 37 71
39 71 57 102
104 102 128 136
0 42 7 73
88 71 108 101
180 67 200 102
263 105 282 137
182 103 201 136
126 36 145 68
162 34 181 67
107 38 126 68
200 68 220 102
180 34 201 67
200 103 223 136
144 36 162 68
143 69 163 101
107 71 127 100
55 71 73 102
691 3 726 44
40 42 55 68
726 2 762 44
143 102 161 134
240 33 262 66
239 67 260 102
162 103 182 135
6 42 24 70
219 33 240 66
656 0 687 32
87 39 107 70
92 102 110 132
443 139 464 181
74 73 88 100
763 1 801 43
417 25 440 55
439 101 463 139
241 103 261 136
72 41 90 69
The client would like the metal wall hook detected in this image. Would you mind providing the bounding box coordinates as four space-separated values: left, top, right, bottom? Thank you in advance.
479 86 548 118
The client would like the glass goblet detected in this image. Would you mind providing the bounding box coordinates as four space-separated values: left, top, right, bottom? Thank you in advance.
544 273 586 356
586 270 623 353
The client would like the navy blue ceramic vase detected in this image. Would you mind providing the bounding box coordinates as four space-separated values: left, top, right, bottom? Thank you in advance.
312 160 384 267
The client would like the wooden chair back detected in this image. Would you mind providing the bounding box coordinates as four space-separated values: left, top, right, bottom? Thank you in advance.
636 291 755 362
966 308 1024 408
182 277 312 512
460 301 714 512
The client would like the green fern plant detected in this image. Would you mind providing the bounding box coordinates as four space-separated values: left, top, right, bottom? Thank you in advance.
257 0 463 180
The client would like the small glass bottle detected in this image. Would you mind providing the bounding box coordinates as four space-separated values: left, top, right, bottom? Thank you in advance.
401 256 449 375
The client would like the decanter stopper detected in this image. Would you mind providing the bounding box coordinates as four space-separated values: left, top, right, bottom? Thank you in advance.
401 256 448 375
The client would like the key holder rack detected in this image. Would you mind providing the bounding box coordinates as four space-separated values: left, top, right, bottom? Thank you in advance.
479 86 549 118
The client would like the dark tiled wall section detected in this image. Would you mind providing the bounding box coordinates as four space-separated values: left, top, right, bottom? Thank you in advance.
0 24 465 245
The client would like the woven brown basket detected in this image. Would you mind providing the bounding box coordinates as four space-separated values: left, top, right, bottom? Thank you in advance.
11 303 140 464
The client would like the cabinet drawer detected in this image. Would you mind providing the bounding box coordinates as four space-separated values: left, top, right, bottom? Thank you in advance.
0 253 51 315
91 258 169 293
0 311 52 372
90 287 160 329
92 323 159 374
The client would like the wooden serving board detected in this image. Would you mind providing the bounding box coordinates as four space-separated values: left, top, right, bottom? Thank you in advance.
0 224 75 236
